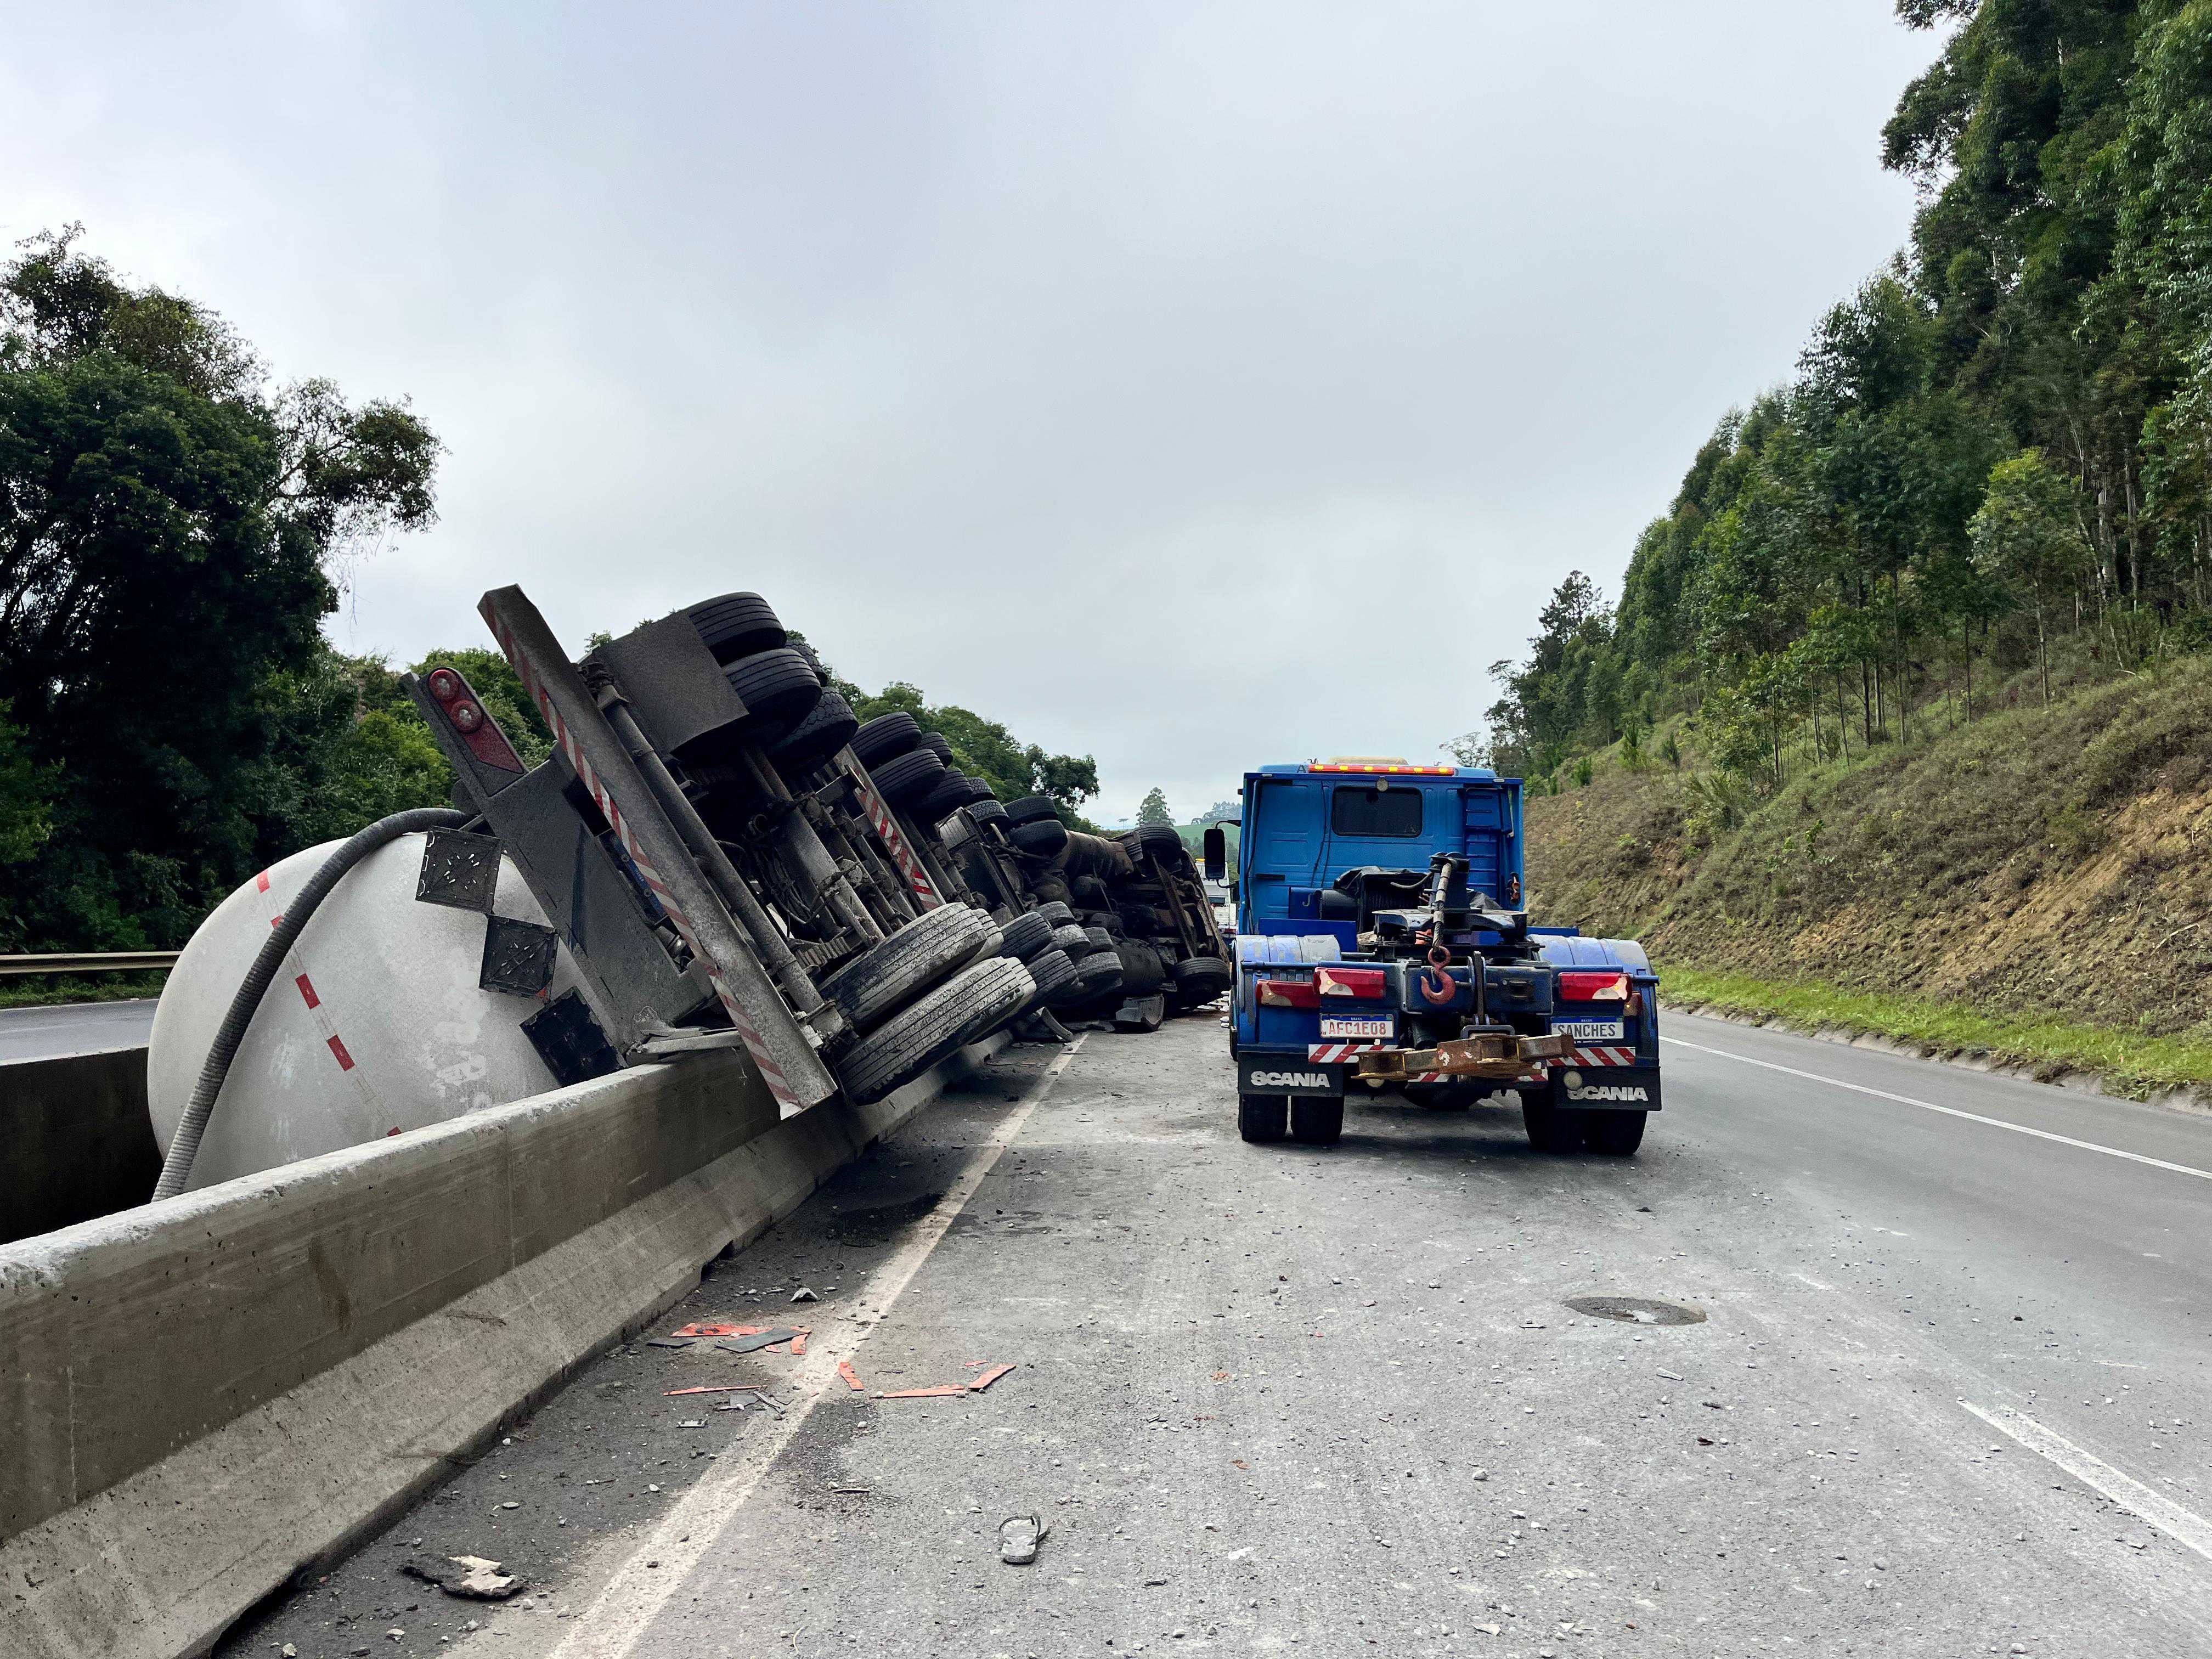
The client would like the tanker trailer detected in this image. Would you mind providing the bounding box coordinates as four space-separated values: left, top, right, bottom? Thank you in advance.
146 817 597 1193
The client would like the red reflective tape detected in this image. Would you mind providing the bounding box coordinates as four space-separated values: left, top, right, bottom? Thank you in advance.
327 1034 355 1071
269 915 283 928
256 870 270 893
295 973 320 1009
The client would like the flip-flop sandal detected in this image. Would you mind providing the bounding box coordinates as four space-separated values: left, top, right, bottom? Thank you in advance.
998 1514 1049 1565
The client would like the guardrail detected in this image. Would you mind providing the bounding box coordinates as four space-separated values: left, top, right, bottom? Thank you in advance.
0 952 179 978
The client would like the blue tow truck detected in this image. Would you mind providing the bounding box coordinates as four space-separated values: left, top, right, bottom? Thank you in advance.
1201 759 1661 1154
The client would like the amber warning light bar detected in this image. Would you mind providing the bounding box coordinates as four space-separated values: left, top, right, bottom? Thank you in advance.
1307 759 1457 775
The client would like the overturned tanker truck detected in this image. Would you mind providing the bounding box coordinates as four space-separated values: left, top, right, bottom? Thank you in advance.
145 585 1232 1195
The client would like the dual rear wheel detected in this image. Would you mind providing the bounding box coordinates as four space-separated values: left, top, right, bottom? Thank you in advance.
1237 1094 1342 1147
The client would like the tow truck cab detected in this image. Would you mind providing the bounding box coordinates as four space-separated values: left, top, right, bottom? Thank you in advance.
1209 760 1661 1153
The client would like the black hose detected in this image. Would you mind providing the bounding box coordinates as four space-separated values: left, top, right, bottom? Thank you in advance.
152 806 473 1200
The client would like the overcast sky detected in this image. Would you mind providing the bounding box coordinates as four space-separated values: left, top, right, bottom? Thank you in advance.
4 3 1938 822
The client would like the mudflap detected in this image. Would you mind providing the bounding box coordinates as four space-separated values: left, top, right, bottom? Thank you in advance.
1237 1051 1344 1099
1558 1067 1661 1111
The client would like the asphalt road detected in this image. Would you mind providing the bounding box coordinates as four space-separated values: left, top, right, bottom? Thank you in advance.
219 1009 2212 1658
0 998 155 1062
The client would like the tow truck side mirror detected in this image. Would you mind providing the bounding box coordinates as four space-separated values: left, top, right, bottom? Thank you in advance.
1203 825 1227 884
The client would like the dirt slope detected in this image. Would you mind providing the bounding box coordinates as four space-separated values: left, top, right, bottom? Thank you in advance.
1525 656 2212 1041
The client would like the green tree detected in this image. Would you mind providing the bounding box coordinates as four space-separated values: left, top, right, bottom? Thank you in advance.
0 229 439 947
1137 787 1172 826
1972 450 2092 706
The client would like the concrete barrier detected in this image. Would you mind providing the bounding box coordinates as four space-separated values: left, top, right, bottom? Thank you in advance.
0 1035 1008 1659
0 1047 159 1245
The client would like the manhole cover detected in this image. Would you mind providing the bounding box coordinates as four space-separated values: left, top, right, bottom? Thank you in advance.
1564 1295 1706 1327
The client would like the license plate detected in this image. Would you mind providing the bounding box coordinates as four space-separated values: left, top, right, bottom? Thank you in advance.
1553 1018 1624 1042
1319 1015 1394 1039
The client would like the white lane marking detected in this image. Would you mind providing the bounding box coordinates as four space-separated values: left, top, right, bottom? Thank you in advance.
548 1039 1085 1659
1962 1400 2212 1565
1661 1035 2212 1183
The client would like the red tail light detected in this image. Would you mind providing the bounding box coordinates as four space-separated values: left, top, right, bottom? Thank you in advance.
1255 977 1321 1009
1317 966 1387 999
1558 970 1629 1002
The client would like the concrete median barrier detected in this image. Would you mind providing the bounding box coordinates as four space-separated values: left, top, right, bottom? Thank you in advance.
1 1046 160 1246
0 1035 1007 1659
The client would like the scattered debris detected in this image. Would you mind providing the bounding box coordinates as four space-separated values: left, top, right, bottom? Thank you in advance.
402 1554 525 1601
664 1385 754 1397
791 1286 820 1303
968 1363 1017 1392
672 1323 752 1338
877 1385 968 1400
716 1328 801 1355
999 1514 1049 1565
789 1331 809 1356
645 1338 698 1350
1657 1369 1684 1381
1470 1467 1489 1481
837 1360 865 1392
830 1485 872 1496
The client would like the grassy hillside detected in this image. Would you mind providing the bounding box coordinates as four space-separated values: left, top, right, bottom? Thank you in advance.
1525 653 2212 1097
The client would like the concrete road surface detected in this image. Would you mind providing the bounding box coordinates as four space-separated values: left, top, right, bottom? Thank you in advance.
0 998 155 1062
219 1009 2212 1658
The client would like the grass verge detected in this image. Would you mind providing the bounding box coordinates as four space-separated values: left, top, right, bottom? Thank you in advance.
1659 964 2212 1103
0 972 169 1011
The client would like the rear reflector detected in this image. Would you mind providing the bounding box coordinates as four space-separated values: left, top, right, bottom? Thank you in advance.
1558 970 1629 1002
1317 966 1388 999
1256 977 1321 1009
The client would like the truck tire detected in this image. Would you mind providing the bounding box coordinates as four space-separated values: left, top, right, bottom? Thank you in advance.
1005 795 1060 827
836 957 1032 1104
1019 946 1077 1008
1049 950 1122 1005
869 748 948 808
1050 924 1091 956
950 957 1037 1047
996 911 1054 962
687 592 786 663
917 771 978 823
1172 957 1233 999
850 712 923 768
1581 1110 1647 1155
721 647 823 743
1290 1097 1344 1146
969 798 1008 828
1122 823 1186 861
767 689 859 773
1113 941 1167 994
1081 924 1115 955
1521 1099 1585 1154
1009 819 1069 857
1238 1094 1287 1143
921 732 956 766
817 903 998 1029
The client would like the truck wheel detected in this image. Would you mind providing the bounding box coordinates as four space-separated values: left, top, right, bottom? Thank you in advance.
687 592 786 663
818 904 998 1029
1009 819 1070 857
1581 1111 1647 1155
1238 1094 1287 1143
719 647 825 746
1035 900 1075 927
1050 923 1092 956
766 689 859 773
1522 1099 1585 1154
1290 1097 1344 1146
850 712 922 768
1019 946 1077 1009
870 747 949 807
1005 795 1061 827
995 911 1054 962
835 957 1032 1104
1171 957 1232 1000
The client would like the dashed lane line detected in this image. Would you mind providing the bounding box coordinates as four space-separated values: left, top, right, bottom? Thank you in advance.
546 1037 1086 1659
1660 1035 2212 1183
